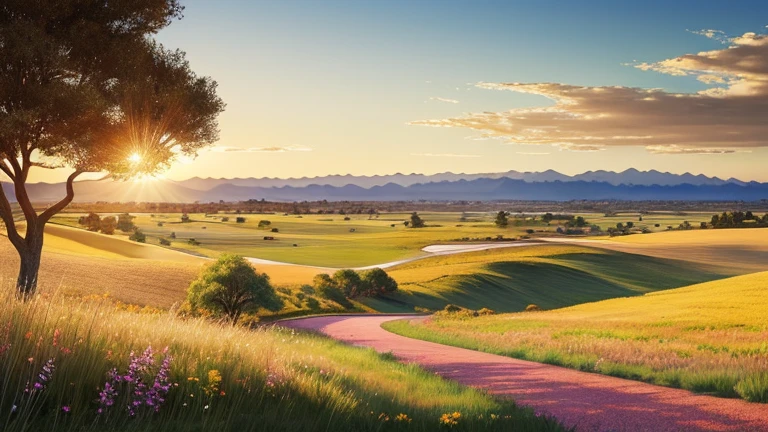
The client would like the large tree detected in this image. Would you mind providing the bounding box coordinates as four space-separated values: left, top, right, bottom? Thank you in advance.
0 1 225 297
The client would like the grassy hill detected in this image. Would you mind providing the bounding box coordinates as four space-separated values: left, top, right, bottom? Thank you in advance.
0 289 564 431
367 245 727 313
384 271 768 402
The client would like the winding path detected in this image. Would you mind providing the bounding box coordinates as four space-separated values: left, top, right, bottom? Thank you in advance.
282 315 768 432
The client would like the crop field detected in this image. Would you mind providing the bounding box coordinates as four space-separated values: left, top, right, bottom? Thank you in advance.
384 271 768 402
50 211 717 268
0 286 564 431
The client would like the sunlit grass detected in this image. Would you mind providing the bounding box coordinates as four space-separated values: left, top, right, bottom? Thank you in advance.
384 271 768 402
0 288 565 431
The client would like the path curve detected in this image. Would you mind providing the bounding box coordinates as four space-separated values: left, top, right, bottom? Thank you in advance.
247 241 545 271
282 315 768 432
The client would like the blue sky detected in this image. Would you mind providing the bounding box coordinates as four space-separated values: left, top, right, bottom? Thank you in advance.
103 1 768 181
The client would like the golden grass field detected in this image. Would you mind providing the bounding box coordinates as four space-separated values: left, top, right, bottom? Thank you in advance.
384 270 768 401
545 228 768 274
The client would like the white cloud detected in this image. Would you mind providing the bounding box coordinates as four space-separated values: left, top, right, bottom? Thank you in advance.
429 97 460 104
410 28 768 155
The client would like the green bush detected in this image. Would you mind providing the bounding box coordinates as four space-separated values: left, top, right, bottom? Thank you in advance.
735 373 768 402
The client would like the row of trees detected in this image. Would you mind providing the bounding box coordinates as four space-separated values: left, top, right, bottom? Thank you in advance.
312 269 398 300
78 213 136 234
186 255 399 325
710 211 768 228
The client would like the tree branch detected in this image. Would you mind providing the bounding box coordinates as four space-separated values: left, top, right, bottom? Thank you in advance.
0 179 25 251
0 158 15 181
38 170 84 224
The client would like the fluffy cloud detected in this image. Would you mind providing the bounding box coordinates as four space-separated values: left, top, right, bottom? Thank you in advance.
410 29 768 154
209 146 312 153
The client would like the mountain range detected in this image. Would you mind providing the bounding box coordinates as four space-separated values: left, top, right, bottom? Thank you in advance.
1 169 765 203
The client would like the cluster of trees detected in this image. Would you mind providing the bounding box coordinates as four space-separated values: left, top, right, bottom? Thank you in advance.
78 213 136 235
710 211 768 228
312 268 398 300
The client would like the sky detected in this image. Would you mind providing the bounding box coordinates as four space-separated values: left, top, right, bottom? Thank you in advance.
26 0 768 182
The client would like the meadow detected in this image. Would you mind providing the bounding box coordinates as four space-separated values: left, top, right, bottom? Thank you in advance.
0 287 566 431
51 211 715 268
384 271 768 402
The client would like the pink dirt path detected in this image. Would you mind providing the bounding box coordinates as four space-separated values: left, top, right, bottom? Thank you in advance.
282 315 768 432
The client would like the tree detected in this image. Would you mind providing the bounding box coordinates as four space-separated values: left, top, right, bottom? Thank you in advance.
84 213 102 232
117 213 136 232
0 1 225 297
332 269 363 298
409 212 425 228
100 216 117 235
542 212 554 223
494 211 508 227
312 274 351 308
625 221 634 229
187 254 282 325
361 268 398 295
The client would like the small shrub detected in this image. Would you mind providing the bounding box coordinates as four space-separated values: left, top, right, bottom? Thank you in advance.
100 216 117 235
159 238 172 246
306 297 321 310
129 229 146 243
187 238 200 246
443 304 462 313
477 308 496 316
236 217 246 223
525 304 542 312
221 217 229 222
258 220 271 227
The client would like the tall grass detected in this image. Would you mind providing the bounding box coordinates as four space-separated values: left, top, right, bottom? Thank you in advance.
0 286 564 431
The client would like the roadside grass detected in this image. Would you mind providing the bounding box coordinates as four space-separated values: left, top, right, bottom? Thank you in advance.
0 288 566 431
376 245 725 313
383 271 768 402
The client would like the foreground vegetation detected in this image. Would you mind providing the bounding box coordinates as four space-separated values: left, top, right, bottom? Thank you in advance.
0 289 565 431
384 271 768 402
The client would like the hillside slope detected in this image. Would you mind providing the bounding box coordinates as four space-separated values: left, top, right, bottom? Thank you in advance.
367 245 726 312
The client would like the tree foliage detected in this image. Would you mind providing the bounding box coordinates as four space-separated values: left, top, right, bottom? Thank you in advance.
409 212 425 228
494 211 508 227
187 255 282 324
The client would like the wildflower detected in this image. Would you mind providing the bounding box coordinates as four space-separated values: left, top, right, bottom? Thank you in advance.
378 413 390 422
440 412 461 427
395 413 412 423
53 329 61 347
61 406 70 413
204 370 222 396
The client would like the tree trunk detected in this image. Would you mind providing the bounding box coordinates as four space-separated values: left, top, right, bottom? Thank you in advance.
16 229 44 299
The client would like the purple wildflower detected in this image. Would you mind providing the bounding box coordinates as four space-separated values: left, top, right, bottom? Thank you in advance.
26 358 55 393
61 406 70 413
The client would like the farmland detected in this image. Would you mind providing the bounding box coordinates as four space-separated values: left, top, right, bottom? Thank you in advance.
49 210 720 268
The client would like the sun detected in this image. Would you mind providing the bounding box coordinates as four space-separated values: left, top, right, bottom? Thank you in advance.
128 152 142 163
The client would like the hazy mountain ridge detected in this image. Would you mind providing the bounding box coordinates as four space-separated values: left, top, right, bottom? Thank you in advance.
177 168 743 190
2 169 764 203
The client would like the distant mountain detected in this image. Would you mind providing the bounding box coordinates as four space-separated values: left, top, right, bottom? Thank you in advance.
2 169 764 203
177 169 741 190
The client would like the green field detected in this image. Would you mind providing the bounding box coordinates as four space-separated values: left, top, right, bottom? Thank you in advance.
372 245 727 313
384 271 768 402
51 211 717 268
